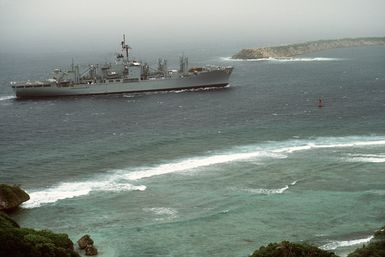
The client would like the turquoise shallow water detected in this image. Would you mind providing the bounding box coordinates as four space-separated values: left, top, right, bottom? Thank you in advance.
0 46 384 256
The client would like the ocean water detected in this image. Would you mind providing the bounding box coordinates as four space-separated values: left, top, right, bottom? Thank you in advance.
0 45 384 257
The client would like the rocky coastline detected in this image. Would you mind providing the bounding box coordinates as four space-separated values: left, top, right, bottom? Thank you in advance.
232 37 385 59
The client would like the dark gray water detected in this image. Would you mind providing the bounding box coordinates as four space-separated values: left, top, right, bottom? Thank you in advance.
0 46 384 257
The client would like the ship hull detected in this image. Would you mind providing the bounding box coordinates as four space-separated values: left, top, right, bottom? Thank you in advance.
13 68 232 99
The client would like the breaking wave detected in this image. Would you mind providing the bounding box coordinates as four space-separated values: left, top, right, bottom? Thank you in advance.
112 135 385 181
272 138 385 154
117 150 285 181
0 95 15 101
23 135 384 208
320 235 374 250
241 180 298 195
23 179 146 208
344 154 385 163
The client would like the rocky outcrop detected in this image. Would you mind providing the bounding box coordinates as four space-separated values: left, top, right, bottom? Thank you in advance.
85 244 98 256
77 234 94 249
0 184 30 211
78 234 98 255
232 37 385 59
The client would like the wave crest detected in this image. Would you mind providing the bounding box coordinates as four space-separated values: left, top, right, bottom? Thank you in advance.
107 136 385 181
344 154 385 163
240 180 297 195
23 180 146 208
320 236 373 250
23 135 385 208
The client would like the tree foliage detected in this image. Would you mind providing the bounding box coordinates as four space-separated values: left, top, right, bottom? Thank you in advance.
249 241 338 257
0 212 80 257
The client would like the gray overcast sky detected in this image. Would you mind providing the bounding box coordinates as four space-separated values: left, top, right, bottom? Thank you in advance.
1 0 384 52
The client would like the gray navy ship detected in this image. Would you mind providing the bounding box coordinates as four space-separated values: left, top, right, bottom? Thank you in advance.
11 36 233 99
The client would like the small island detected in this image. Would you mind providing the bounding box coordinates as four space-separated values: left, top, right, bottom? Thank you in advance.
232 37 385 59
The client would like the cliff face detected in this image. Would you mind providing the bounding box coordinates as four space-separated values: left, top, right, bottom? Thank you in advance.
232 37 385 59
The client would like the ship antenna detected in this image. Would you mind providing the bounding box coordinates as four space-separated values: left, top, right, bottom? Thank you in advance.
122 34 131 62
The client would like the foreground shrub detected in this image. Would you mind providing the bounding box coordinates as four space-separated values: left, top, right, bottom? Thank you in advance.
250 241 338 257
0 213 80 257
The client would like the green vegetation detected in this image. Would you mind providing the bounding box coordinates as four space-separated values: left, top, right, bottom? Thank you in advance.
0 212 80 257
373 226 385 240
346 226 385 257
249 226 385 257
249 241 338 257
346 241 385 257
0 211 20 229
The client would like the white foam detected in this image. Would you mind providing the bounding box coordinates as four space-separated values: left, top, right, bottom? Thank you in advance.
23 179 146 208
273 139 385 154
144 207 178 216
345 154 385 163
268 57 343 62
109 136 385 181
143 207 178 221
120 150 285 181
320 236 373 250
23 136 385 207
243 185 289 195
222 57 343 62
365 190 385 195
241 180 297 195
0 95 15 101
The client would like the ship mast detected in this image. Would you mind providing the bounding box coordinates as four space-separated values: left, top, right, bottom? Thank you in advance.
121 34 131 62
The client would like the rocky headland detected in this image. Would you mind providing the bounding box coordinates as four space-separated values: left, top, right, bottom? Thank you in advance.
232 37 385 59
